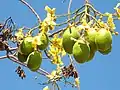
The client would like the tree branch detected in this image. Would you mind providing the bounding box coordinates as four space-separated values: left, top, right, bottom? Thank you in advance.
68 0 73 23
19 0 41 23
0 54 49 76
9 47 18 51
49 27 67 37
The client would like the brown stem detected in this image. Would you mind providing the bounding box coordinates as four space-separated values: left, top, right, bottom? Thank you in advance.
49 27 67 37
11 55 50 75
19 0 41 23
0 54 49 76
49 20 80 37
0 55 9 59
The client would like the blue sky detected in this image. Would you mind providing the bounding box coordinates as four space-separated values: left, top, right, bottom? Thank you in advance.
0 0 120 90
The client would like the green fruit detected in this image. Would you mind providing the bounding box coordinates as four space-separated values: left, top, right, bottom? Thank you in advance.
99 45 112 55
85 29 97 61
20 37 34 55
38 33 49 50
86 28 97 44
73 41 90 63
62 27 80 54
87 50 95 61
18 52 28 62
27 51 42 72
95 28 112 51
87 45 96 62
85 28 97 51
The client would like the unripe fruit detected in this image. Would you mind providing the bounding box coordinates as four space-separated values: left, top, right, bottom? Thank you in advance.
95 28 112 51
20 37 34 55
99 45 112 55
27 51 42 72
87 45 96 62
85 28 97 51
62 27 80 54
18 52 28 62
38 33 49 50
73 41 90 63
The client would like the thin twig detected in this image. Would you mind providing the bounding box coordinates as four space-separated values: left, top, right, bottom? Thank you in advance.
11 55 50 75
0 55 9 59
86 4 102 15
49 20 81 37
68 55 74 64
0 54 49 76
19 0 41 23
68 0 73 23
28 25 39 34
9 47 18 51
56 18 74 26
49 27 67 37
56 5 85 18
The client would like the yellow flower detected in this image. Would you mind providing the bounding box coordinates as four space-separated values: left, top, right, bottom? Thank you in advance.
41 21 49 33
49 45 63 65
56 65 62 75
107 14 116 30
45 6 56 16
114 3 120 19
46 70 57 79
40 6 56 33
97 19 109 29
32 36 39 50
52 35 61 48
51 35 66 56
44 6 56 30
43 17 56 30
15 28 24 42
48 34 66 65
61 50 66 57
75 77 80 87
52 55 63 65
49 45 58 55
46 69 62 81
115 8 120 19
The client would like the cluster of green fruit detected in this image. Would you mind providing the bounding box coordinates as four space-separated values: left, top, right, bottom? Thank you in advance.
17 33 49 71
62 26 112 63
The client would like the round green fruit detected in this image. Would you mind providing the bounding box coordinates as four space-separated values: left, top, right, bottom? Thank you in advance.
85 28 97 51
99 45 112 55
87 45 96 62
20 37 34 55
73 41 90 63
85 28 97 44
27 51 42 72
95 28 112 51
37 33 49 50
18 52 28 62
62 27 80 54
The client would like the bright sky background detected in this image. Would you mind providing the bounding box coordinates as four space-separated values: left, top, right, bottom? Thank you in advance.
0 0 120 90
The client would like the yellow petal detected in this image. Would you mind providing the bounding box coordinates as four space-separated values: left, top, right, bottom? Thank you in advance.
51 70 56 76
45 6 56 15
75 78 80 87
51 8 56 14
32 36 39 50
45 6 52 13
